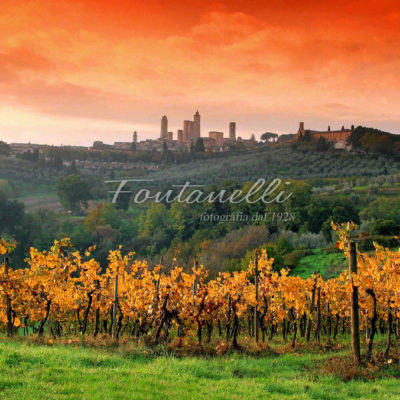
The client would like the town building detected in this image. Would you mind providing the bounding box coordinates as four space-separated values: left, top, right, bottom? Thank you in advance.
296 122 354 142
87 111 252 154
192 111 201 141
209 131 224 146
229 122 236 141
9 143 44 154
183 120 193 143
177 129 183 144
160 116 168 139
158 111 242 151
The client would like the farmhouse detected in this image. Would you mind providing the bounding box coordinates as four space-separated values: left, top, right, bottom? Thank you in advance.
296 122 354 143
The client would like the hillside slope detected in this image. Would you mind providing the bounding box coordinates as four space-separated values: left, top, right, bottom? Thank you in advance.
142 144 400 187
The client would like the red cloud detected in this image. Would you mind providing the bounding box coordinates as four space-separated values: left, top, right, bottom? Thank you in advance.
0 0 399 144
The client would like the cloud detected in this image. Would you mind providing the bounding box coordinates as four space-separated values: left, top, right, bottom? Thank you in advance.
0 0 399 144
0 47 54 72
190 11 266 45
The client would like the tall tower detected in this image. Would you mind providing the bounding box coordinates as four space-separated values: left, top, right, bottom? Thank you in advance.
160 115 168 139
177 129 183 144
193 110 201 141
229 122 236 141
133 131 137 144
183 120 193 143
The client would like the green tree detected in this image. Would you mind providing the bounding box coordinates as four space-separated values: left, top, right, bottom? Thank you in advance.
0 180 11 197
0 192 25 235
194 138 205 152
261 132 278 142
369 220 399 236
56 174 92 214
360 197 400 224
84 203 121 231
0 141 10 156
315 137 329 152
306 198 359 239
139 203 170 237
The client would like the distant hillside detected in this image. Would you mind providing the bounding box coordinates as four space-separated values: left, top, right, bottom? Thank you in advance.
2 140 400 195
349 126 400 156
141 143 400 187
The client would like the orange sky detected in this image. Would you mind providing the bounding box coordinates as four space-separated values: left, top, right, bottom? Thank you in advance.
1 0 400 145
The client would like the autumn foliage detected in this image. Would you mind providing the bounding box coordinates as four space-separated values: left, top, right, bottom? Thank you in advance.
0 223 399 357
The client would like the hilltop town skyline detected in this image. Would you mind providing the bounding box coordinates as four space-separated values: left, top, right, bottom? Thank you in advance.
6 109 364 149
1 106 396 147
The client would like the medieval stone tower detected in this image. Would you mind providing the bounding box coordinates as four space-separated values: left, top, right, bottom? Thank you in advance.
177 129 183 144
229 122 236 141
192 110 201 141
183 120 193 142
160 115 168 139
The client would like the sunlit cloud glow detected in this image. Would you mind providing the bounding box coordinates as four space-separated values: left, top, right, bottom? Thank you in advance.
1 0 399 145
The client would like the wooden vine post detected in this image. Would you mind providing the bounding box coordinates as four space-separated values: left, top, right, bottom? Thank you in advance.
315 285 321 342
94 279 100 336
254 250 259 343
112 266 119 339
349 241 361 364
306 273 317 341
4 257 13 337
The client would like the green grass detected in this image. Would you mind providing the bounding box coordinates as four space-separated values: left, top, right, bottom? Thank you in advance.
0 340 400 399
294 249 346 279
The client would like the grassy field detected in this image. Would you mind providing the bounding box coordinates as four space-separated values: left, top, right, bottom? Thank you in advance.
17 194 63 213
1 339 400 400
295 249 346 279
